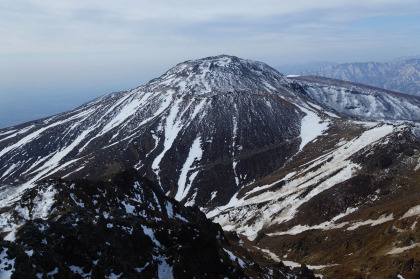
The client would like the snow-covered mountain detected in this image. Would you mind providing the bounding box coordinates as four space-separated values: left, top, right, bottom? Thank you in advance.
290 75 420 121
1 55 420 209
298 59 420 96
2 55 420 278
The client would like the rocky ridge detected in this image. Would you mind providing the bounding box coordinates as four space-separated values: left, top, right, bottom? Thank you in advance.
0 169 319 278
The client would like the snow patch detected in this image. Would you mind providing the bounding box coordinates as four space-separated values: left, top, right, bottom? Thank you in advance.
175 138 203 201
0 248 15 278
400 205 420 219
157 256 174 279
141 225 161 247
347 213 393 231
297 106 329 151
387 243 420 255
223 248 245 268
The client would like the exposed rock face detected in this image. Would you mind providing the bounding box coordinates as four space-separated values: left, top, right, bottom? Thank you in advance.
298 59 420 96
0 169 318 278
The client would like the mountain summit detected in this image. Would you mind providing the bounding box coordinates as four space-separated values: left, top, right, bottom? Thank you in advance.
148 55 290 96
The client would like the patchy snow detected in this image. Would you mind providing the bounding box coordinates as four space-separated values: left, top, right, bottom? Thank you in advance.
401 205 420 219
166 202 174 218
296 78 420 121
30 185 57 219
0 184 57 241
69 265 91 277
152 98 184 177
210 191 217 201
207 192 240 219
414 157 420 171
282 260 334 270
245 171 297 196
0 114 83 158
151 97 207 186
175 214 188 222
151 191 162 211
157 257 174 279
257 247 334 271
47 267 58 276
184 189 198 207
134 262 149 273
223 248 245 268
0 248 15 278
122 201 136 214
141 225 161 247
0 129 18 138
61 164 86 179
346 213 394 231
5 127 94 204
0 163 18 179
232 161 239 186
269 207 357 236
387 243 420 255
70 193 85 207
323 110 340 118
297 106 329 151
175 137 203 201
106 272 122 279
209 124 396 240
257 247 281 262
100 93 151 135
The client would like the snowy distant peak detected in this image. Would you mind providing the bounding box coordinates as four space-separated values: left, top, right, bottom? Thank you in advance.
290 75 420 121
299 58 420 96
147 55 288 96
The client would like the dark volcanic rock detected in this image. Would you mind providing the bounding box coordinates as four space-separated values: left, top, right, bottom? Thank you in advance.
0 169 314 278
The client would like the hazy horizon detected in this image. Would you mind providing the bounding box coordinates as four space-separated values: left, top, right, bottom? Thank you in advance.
1 0 420 128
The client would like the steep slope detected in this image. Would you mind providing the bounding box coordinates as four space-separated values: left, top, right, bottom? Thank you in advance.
0 169 317 278
2 55 420 213
0 55 306 210
298 59 420 96
209 121 420 278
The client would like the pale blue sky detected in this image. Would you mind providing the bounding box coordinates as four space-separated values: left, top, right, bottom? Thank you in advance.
1 0 420 128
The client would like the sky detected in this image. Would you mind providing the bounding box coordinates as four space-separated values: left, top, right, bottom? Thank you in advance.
1 0 420 128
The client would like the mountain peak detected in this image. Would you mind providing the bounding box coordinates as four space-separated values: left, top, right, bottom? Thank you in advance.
146 55 288 96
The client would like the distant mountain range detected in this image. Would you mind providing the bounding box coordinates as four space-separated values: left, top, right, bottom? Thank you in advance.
287 58 420 96
276 62 338 76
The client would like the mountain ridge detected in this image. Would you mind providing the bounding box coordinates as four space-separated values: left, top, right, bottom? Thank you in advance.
297 58 420 96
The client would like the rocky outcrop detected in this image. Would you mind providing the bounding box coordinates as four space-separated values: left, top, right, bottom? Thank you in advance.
0 169 317 278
